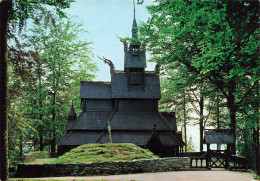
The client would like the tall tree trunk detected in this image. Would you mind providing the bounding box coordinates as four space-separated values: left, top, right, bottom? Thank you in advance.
217 95 221 150
183 90 187 152
0 1 12 181
256 81 259 175
39 125 43 151
227 81 236 154
199 95 204 152
38 64 44 151
51 93 56 153
19 135 23 157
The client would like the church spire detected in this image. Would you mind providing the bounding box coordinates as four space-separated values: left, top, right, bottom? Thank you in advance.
123 0 146 71
68 101 77 121
132 0 138 39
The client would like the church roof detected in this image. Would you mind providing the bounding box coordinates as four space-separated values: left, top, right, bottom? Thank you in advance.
58 131 97 146
98 131 151 146
58 130 185 147
109 111 172 131
67 110 175 132
68 104 77 117
80 81 112 99
67 111 112 131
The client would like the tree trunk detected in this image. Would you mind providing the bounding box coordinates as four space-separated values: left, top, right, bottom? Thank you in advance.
39 125 43 151
183 90 187 152
0 1 12 181
199 96 204 152
51 92 56 153
227 82 236 155
19 135 23 157
217 95 221 150
38 64 44 151
256 81 259 175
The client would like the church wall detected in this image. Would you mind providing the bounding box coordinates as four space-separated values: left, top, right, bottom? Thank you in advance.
85 99 114 112
117 99 158 112
112 73 161 99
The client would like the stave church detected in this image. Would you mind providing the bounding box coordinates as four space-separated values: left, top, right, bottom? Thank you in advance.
58 7 185 157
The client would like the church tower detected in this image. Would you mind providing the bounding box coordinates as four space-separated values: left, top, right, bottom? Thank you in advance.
124 2 146 91
58 2 185 157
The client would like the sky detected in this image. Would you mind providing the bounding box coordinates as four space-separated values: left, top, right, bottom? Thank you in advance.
64 0 203 151
64 0 154 82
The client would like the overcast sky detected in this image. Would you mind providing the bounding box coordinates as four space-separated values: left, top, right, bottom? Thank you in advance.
65 0 154 81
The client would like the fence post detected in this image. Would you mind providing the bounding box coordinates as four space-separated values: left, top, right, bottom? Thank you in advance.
225 146 230 169
207 144 211 170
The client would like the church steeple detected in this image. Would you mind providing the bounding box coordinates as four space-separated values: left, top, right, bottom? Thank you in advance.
123 0 146 75
68 101 77 121
132 0 138 39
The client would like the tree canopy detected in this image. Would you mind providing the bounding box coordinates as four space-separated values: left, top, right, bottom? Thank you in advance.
140 0 259 154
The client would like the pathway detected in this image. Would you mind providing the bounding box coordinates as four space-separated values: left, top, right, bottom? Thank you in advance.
13 170 257 181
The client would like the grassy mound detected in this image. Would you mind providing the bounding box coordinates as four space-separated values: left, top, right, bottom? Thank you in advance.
49 143 158 164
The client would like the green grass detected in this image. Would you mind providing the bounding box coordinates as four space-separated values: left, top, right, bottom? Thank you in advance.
48 143 158 164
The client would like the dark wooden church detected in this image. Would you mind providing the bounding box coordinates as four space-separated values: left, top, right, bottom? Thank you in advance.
58 9 185 157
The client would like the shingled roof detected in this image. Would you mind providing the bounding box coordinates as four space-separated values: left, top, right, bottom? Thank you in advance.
204 132 234 144
110 111 172 131
67 111 112 131
80 81 112 99
59 130 184 147
58 131 98 146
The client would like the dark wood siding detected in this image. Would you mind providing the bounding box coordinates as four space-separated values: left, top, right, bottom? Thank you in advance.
118 99 157 112
86 99 114 111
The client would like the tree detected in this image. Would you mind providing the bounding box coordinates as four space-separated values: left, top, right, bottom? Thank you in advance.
159 62 220 152
0 1 74 180
0 2 13 180
140 0 259 154
187 136 196 152
31 18 97 152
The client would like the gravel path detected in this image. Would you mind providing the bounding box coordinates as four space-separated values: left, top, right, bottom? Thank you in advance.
19 170 257 181
25 158 55 164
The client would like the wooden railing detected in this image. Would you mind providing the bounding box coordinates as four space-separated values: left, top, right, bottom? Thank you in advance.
229 155 247 170
190 157 208 168
189 151 247 170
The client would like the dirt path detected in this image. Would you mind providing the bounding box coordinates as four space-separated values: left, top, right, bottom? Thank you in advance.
25 158 55 164
14 170 257 181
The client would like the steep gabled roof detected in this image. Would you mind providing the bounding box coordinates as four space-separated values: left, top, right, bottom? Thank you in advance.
98 131 151 146
109 111 172 131
68 104 77 118
67 111 112 131
58 131 98 146
97 131 185 147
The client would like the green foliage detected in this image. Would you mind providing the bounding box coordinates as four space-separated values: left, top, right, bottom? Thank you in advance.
187 136 196 152
30 17 97 152
7 14 97 166
140 0 258 161
140 0 259 86
49 143 158 164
